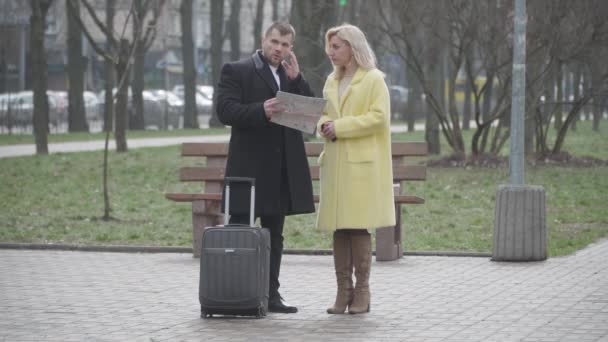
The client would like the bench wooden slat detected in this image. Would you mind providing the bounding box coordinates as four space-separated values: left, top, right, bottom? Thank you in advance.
304 142 428 157
165 193 222 202
394 195 425 204
390 142 428 156
393 165 426 181
179 165 425 182
182 143 230 156
166 193 424 205
180 167 225 181
182 142 427 158
308 165 426 181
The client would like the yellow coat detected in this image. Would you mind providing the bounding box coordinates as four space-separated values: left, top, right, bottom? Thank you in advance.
316 68 396 231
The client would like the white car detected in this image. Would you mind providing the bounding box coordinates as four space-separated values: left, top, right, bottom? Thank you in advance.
173 84 214 115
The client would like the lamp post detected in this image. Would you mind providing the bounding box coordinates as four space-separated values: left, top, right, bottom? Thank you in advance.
492 0 547 262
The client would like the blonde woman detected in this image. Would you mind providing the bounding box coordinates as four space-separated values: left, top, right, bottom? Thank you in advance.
316 24 396 315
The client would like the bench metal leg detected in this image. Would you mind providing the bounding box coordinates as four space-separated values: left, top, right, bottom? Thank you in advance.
192 200 222 258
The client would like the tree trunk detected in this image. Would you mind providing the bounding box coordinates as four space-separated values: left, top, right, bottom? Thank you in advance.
424 38 441 155
565 64 574 131
479 73 494 153
252 0 265 52
571 64 581 131
66 0 88 132
290 1 337 97
406 68 421 132
130 0 145 131
114 39 130 152
462 52 473 130
181 0 198 129
103 0 115 133
271 0 279 21
590 61 602 132
229 0 241 61
30 0 52 155
446 57 464 153
554 61 563 131
208 0 224 127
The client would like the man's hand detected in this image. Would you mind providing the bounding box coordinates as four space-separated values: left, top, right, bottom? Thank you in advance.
321 121 337 141
282 51 301 80
263 98 285 120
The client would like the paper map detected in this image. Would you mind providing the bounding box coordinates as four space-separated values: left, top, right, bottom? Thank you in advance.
271 91 327 134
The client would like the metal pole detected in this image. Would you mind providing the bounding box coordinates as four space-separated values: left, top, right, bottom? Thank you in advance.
509 0 527 185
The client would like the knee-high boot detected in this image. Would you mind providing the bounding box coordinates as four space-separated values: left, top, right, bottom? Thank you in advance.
326 230 354 314
348 231 371 314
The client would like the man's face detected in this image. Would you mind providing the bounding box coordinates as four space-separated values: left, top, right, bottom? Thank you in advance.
261 29 293 67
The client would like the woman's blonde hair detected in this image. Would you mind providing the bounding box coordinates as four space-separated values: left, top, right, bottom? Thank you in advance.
325 24 377 80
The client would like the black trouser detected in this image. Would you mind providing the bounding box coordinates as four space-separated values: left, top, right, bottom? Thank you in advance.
230 214 286 300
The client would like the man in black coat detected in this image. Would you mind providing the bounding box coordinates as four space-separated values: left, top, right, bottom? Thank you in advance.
216 22 315 313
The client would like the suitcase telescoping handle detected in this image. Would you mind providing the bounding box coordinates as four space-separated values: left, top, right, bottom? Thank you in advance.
224 177 256 227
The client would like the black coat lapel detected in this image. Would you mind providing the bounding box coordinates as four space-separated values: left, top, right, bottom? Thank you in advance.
252 51 278 93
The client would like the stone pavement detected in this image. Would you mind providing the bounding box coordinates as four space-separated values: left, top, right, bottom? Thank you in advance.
1 240 607 342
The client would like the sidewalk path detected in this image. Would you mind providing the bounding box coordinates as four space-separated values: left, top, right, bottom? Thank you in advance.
0 134 231 158
1 239 607 341
0 124 422 159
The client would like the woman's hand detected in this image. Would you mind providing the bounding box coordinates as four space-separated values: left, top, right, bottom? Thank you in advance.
321 121 337 141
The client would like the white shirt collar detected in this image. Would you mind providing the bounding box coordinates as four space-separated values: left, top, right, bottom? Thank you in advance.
269 64 281 89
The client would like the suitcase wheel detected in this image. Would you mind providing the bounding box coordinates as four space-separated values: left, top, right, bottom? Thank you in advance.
200 308 212 319
256 307 266 319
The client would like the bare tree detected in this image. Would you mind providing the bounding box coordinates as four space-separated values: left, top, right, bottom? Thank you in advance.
208 0 225 127
228 0 241 61
378 1 515 157
67 0 147 220
252 0 265 52
66 0 88 132
69 0 154 152
30 0 53 155
525 0 608 156
102 0 116 134
289 1 337 97
180 0 198 128
271 0 278 21
131 0 165 130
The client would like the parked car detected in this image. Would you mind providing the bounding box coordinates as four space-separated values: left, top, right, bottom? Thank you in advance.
148 89 183 129
196 85 214 100
0 92 32 127
0 90 67 128
173 84 214 115
83 91 101 121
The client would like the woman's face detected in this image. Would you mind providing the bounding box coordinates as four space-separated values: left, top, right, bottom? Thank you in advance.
327 35 352 67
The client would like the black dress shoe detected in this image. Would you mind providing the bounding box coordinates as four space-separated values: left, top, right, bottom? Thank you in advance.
268 296 298 313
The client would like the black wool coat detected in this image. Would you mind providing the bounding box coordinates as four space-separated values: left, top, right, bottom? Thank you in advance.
216 51 315 217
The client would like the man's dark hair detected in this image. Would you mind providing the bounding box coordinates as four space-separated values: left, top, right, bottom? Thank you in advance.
264 22 296 42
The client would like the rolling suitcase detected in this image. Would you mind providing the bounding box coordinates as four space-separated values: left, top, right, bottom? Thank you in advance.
199 177 270 318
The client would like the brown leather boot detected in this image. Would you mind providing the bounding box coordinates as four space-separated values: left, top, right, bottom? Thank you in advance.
327 230 354 314
348 231 371 314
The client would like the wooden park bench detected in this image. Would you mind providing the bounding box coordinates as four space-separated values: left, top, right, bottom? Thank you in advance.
165 141 428 260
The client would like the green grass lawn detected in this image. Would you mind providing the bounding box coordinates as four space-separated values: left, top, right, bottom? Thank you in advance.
0 121 606 256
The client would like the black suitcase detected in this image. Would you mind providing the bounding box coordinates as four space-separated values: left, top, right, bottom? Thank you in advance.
199 177 270 318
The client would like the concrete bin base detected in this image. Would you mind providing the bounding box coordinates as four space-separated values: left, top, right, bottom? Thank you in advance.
492 184 547 261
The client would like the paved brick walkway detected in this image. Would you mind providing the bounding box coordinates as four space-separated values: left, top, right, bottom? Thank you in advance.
1 240 607 341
